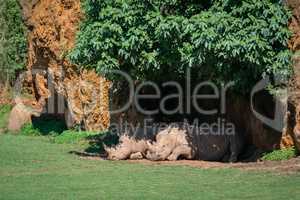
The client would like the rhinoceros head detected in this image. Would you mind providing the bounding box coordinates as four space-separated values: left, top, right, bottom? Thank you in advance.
104 136 132 160
146 127 181 161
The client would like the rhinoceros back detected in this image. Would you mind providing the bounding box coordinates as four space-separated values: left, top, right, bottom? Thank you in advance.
189 128 230 161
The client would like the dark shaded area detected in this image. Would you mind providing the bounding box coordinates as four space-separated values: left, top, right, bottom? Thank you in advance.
111 79 284 162
136 79 221 124
32 114 67 135
84 132 119 155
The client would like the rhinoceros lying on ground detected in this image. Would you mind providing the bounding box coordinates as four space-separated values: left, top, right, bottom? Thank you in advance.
146 125 244 162
104 135 149 160
105 123 244 162
146 127 193 161
104 127 156 160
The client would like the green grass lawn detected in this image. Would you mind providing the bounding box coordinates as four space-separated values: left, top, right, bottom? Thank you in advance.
0 134 300 200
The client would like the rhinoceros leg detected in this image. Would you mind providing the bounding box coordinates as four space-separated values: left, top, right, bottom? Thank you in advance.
130 152 144 160
167 145 193 161
228 152 238 163
228 134 244 163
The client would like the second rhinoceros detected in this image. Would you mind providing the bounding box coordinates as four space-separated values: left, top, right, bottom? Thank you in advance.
104 127 156 160
146 124 244 162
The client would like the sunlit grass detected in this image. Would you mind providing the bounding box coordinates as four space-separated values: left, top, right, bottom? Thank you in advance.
0 134 299 200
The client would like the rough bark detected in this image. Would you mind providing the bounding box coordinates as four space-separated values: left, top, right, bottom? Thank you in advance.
284 0 300 151
16 0 110 131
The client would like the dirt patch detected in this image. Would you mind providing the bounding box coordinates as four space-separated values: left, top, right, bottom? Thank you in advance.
128 158 300 174
79 155 300 174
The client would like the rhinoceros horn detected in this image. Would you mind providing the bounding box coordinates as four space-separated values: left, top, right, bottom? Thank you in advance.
146 141 156 152
103 144 111 154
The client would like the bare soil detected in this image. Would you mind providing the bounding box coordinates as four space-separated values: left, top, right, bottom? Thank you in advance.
79 155 300 175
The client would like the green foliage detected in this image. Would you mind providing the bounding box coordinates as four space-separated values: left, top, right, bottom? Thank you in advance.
20 117 67 136
70 0 292 92
21 123 42 136
0 104 12 132
262 147 297 161
0 0 27 84
0 105 12 118
20 121 108 146
52 130 101 144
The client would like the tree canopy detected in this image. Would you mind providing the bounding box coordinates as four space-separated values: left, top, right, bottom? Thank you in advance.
69 0 292 92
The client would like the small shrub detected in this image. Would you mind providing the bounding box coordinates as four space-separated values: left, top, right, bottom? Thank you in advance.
0 105 12 116
0 104 12 132
21 123 41 136
52 130 100 144
262 148 297 161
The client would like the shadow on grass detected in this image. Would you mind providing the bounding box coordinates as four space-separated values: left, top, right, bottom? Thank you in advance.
68 131 119 158
30 114 119 158
32 115 67 135
84 132 119 154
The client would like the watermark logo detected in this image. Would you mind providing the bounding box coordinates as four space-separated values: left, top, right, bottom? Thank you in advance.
11 67 289 133
251 76 288 132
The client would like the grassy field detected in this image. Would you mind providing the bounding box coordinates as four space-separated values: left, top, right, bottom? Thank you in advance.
0 134 300 200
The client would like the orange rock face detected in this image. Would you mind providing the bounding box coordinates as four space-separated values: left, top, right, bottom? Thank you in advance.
288 0 300 51
285 0 300 150
18 0 110 131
